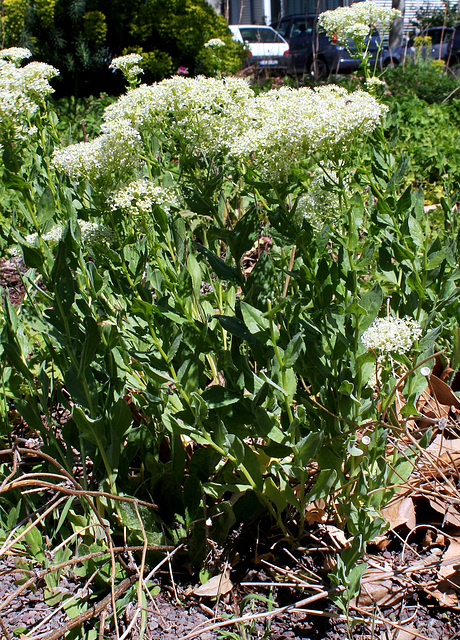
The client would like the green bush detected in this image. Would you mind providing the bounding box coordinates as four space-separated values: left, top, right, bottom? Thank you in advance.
381 92 460 195
384 58 459 103
0 0 246 95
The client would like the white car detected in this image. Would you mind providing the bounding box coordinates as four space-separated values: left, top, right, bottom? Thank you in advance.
229 25 292 72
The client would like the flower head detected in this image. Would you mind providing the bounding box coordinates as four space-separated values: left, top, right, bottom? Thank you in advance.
361 316 422 354
101 77 385 182
22 220 115 249
110 179 182 217
0 47 32 65
0 55 58 141
204 38 226 48
110 53 143 85
294 163 352 230
364 76 385 95
318 1 400 45
53 119 142 183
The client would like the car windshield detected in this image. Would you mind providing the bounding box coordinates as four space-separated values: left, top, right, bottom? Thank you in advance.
239 28 284 43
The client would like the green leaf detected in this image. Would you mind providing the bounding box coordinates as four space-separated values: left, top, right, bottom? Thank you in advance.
293 432 324 466
305 469 337 502
359 285 383 331
2 141 23 172
408 215 424 248
72 406 106 448
109 398 133 440
283 332 305 368
242 444 263 491
37 186 55 223
194 242 242 284
201 386 241 408
19 243 46 270
187 253 202 298
14 398 45 435
244 252 275 306
216 316 259 343
240 301 269 334
230 206 259 262
412 187 425 219
79 317 101 374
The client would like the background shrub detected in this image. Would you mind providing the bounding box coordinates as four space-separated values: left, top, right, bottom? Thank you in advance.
0 0 246 95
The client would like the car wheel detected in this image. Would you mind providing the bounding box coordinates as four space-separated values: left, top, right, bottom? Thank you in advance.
383 56 399 68
308 57 328 79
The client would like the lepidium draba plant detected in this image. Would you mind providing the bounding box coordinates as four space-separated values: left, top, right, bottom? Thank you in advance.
2 52 459 610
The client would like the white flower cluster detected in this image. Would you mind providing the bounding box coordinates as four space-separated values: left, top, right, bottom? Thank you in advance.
103 75 254 157
0 48 58 140
361 316 422 354
229 85 387 180
295 163 352 230
110 54 143 83
364 76 385 94
102 77 386 181
0 47 32 65
53 119 142 183
318 1 400 45
110 179 182 216
23 220 115 248
204 38 226 48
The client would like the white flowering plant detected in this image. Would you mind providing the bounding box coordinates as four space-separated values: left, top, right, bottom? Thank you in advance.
109 53 144 89
1 56 459 625
318 1 400 78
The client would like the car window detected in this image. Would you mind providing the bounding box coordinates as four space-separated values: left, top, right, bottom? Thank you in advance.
239 27 284 43
290 18 314 37
429 30 442 45
275 20 290 38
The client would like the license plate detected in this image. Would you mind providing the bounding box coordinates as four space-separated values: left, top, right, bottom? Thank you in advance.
259 59 279 65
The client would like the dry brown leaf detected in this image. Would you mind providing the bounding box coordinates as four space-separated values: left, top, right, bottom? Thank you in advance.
392 627 425 640
381 496 416 531
439 540 460 580
426 435 460 466
354 574 403 608
320 524 350 549
305 499 328 524
356 579 395 607
372 534 391 550
429 375 460 410
426 581 459 608
193 570 233 597
429 498 460 527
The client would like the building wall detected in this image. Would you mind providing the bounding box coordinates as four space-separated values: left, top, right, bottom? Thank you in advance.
225 0 449 30
365 0 448 33
206 0 225 13
229 0 273 23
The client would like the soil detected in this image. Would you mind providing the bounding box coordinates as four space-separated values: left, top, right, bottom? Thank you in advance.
1 534 460 640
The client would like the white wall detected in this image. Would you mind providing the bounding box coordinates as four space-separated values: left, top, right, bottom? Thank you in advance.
371 0 449 33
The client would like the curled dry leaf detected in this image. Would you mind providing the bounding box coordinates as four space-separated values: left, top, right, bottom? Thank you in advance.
305 499 328 525
426 435 460 467
355 577 402 607
391 627 424 640
320 524 350 549
428 497 460 527
193 569 233 597
381 496 416 531
429 375 460 411
438 540 460 581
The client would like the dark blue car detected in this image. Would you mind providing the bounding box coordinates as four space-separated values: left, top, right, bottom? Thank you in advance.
271 14 383 77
